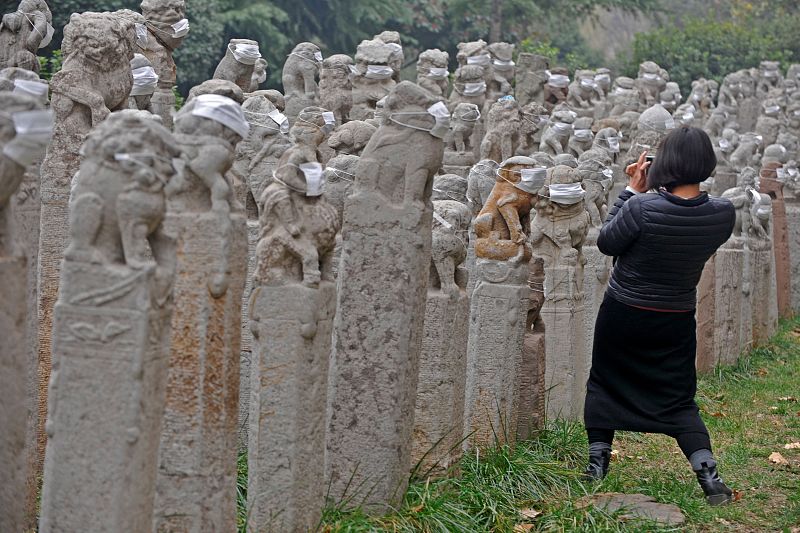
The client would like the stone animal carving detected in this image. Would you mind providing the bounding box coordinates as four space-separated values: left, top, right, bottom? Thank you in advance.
250 58 268 92
255 106 340 287
473 156 540 262
466 159 499 217
480 97 520 163
659 82 681 113
688 78 717 118
64 110 179 295
530 164 590 270
417 49 449 98
757 61 783 97
721 167 758 243
567 70 598 114
355 81 445 209
517 102 548 155
374 30 403 83
327 120 376 156
214 38 261 92
431 199 470 294
52 12 135 131
351 39 397 121
515 53 549 106
487 42 515 101
448 103 480 154
0 0 53 73
577 149 613 229
0 91 50 256
449 64 487 111
608 76 640 117
730 133 763 172
128 52 157 112
319 54 353 125
568 116 594 157
539 108 575 155
635 61 667 110
170 93 249 296
282 42 322 118
543 67 569 111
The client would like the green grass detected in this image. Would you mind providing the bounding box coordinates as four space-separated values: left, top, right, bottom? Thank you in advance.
238 317 800 532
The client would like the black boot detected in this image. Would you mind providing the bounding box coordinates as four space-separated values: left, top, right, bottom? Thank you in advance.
694 462 733 505
582 443 611 481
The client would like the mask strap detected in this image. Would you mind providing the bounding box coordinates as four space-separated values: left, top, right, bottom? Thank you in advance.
289 52 320 66
388 115 434 133
326 167 354 182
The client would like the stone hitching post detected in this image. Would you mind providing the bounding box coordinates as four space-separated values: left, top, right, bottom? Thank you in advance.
463 156 540 448
0 90 52 533
38 111 178 533
247 107 340 532
531 165 590 421
411 179 471 474
34 10 135 520
153 93 249 532
325 82 445 511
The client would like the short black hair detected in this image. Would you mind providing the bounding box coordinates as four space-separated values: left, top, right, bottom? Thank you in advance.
646 127 717 190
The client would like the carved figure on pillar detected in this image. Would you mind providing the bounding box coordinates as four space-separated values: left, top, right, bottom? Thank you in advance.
543 67 569 111
416 49 450 98
487 42 515 101
0 0 53 73
282 42 322 120
514 53 549 106
319 55 353 125
350 39 397 121
568 116 595 157
480 96 520 163
539 108 575 156
635 61 667 110
214 38 262 93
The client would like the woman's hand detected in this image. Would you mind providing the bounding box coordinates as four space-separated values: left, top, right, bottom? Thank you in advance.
625 151 651 193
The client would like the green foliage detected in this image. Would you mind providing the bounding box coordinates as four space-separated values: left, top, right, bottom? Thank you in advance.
37 49 63 81
627 16 795 95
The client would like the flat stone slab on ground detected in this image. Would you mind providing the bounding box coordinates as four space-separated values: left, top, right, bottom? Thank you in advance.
577 493 685 526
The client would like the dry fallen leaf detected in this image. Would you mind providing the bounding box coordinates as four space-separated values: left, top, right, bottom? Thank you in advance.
716 517 732 525
769 452 790 466
610 449 619 461
732 489 744 502
711 411 727 418
513 524 534 532
784 442 800 450
769 406 779 411
757 368 769 376
518 508 541 520
778 396 797 402
410 503 424 513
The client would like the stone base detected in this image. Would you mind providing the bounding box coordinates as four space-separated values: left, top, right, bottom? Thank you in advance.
39 262 172 533
412 289 469 476
248 282 336 533
325 193 432 512
0 256 27 533
154 212 247 533
442 164 471 179
463 259 528 449
542 265 587 421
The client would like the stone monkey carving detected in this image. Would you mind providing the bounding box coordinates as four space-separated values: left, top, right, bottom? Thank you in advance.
487 42 515 100
448 102 480 154
249 58 268 92
568 116 595 157
0 0 53 73
282 42 322 118
319 54 353 125
431 199 470 294
449 64 487 111
480 97 520 163
577 149 613 229
515 53 549 106
539 108 575 155
722 166 758 243
256 106 339 287
417 49 450 98
327 120 376 157
213 38 261 92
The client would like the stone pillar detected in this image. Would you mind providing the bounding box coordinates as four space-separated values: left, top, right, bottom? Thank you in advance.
581 238 611 376
245 105 340 533
33 13 135 516
695 255 717 372
248 283 336 532
412 197 471 475
786 195 800 313
464 259 529 447
749 237 779 344
237 218 259 449
38 110 178 533
759 174 792 318
153 93 250 533
541 264 588 420
325 81 444 512
516 257 546 440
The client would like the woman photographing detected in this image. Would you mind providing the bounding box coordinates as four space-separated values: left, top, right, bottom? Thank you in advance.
583 127 736 505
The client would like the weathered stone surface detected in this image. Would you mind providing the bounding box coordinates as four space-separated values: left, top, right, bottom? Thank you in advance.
786 196 800 313
0 0 53 73
350 39 397 121
759 172 792 318
417 48 449 98
213 38 261 93
39 110 178 533
34 11 134 519
282 42 321 121
514 53 549 106
320 54 353 124
517 256 546 440
153 93 249 533
325 82 444 511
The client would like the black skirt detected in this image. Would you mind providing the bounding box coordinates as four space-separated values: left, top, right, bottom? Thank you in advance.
583 294 708 435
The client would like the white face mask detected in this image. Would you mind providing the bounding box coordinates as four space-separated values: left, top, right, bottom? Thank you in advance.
595 73 611 84
466 54 491 66
38 23 54 49
256 70 267 84
642 72 662 83
267 109 290 134
170 18 190 38
547 74 570 88
517 167 547 193
462 81 486 96
551 122 573 135
314 51 324 63
764 105 781 115
602 167 614 179
348 64 360 76
300 162 325 196
3 109 54 167
427 67 449 80
230 43 261 65
573 129 592 142
458 104 481 122
548 182 585 205
365 65 394 80
492 59 515 70
321 111 336 134
389 101 450 139
604 136 620 153
134 23 148 47
190 94 250 138
12 79 49 101
762 69 779 79
719 139 732 152
130 65 159 96
580 78 596 90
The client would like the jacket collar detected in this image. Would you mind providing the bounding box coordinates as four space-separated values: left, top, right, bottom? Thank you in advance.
658 189 709 206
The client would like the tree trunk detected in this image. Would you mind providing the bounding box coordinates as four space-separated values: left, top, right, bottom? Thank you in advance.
490 0 503 43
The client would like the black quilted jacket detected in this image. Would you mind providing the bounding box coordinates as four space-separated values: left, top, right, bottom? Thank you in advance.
598 189 736 311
